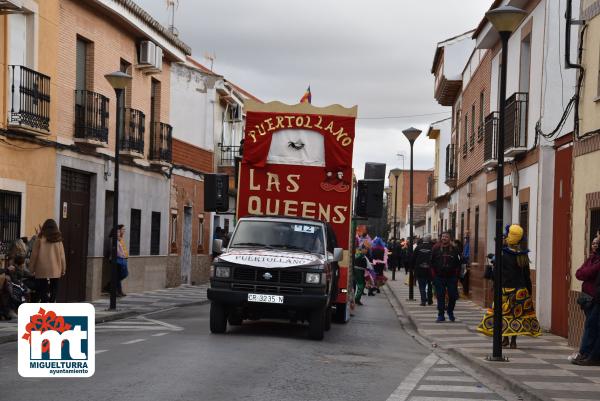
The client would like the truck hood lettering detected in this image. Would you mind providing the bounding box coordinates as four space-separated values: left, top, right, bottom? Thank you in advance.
220 249 323 268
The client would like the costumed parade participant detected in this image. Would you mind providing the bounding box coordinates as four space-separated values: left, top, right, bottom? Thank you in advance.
477 224 541 348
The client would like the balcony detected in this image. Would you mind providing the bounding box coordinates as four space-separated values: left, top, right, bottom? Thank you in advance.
74 90 109 146
504 92 528 157
0 0 25 14
462 141 467 158
120 108 145 158
7 65 50 133
218 144 241 166
469 129 475 149
445 144 457 187
149 121 172 166
483 112 499 167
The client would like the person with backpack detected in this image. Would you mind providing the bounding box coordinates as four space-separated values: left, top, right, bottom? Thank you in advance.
412 234 434 306
431 231 462 322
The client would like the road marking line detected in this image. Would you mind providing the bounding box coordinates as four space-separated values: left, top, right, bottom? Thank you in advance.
152 332 169 337
138 316 184 331
95 350 108 354
385 353 439 401
121 339 146 345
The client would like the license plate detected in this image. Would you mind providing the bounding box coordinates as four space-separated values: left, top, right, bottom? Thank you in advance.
247 293 284 304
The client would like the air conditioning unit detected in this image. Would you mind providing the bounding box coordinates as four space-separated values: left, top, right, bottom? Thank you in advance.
154 46 163 71
138 41 156 67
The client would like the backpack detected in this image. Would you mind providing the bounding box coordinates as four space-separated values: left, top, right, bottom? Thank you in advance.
416 247 432 270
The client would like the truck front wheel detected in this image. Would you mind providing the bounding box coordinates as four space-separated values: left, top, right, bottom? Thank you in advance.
308 308 325 340
210 302 228 334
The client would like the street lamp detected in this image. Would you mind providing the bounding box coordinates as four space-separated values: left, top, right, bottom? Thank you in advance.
105 71 132 311
485 5 526 362
402 127 422 301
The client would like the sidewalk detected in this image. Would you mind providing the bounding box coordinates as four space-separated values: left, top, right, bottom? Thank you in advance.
0 284 208 344
386 273 600 401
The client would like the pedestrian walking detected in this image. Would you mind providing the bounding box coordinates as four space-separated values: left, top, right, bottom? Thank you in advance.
29 219 66 303
114 224 129 297
431 231 461 322
477 224 541 347
387 238 399 281
572 236 600 365
412 234 434 306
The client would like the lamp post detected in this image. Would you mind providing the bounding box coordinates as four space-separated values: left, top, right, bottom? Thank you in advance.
485 5 526 361
403 127 422 301
105 71 132 310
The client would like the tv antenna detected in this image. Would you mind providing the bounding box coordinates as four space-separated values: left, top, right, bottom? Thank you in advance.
166 0 179 36
204 52 216 71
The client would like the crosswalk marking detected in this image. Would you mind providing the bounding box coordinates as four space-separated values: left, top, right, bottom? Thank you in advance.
152 332 169 337
416 384 493 393
423 375 477 382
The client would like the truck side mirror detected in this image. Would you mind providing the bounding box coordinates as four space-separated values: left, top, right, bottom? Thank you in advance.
213 239 223 255
332 247 343 262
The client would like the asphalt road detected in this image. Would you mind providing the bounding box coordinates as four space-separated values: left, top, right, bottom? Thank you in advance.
0 291 518 401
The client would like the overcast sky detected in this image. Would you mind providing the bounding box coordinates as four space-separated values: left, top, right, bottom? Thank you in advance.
136 0 491 179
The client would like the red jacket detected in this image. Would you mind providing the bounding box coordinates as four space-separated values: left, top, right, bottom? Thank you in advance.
576 253 600 297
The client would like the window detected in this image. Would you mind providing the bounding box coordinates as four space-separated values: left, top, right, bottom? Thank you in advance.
519 202 529 250
170 211 178 253
455 108 461 133
120 58 132 107
478 92 485 141
450 211 457 239
474 206 480 259
519 34 532 93
150 212 160 255
470 104 476 148
198 215 205 252
466 208 471 238
129 209 141 256
427 217 432 234
0 190 22 255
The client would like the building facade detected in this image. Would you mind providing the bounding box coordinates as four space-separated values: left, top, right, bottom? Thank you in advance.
569 0 600 346
53 0 190 301
0 0 57 260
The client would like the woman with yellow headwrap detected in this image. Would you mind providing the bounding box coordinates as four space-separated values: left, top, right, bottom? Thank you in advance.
477 224 541 348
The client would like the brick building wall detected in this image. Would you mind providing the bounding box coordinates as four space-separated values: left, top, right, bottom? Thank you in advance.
457 49 492 187
56 0 171 155
398 170 432 227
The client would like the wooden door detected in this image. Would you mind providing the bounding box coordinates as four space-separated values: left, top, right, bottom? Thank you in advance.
58 169 90 302
551 142 572 337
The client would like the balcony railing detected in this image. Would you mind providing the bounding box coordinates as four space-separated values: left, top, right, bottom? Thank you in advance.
469 130 475 149
462 141 467 158
218 144 241 166
483 112 498 167
120 108 145 156
149 121 172 164
8 65 50 132
74 90 109 144
445 144 457 186
504 92 528 157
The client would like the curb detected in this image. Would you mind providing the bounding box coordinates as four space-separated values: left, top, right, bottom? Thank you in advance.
0 299 209 345
384 282 551 401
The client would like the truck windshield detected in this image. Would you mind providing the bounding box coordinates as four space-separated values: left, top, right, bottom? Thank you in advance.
229 221 325 255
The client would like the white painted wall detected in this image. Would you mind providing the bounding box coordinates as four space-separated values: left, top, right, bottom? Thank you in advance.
444 36 476 81
170 63 215 151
